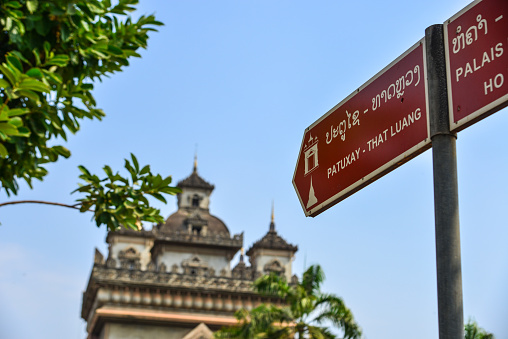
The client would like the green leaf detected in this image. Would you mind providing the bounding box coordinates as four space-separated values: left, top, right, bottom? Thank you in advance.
52 145 71 158
123 50 141 58
60 24 70 42
5 87 15 100
81 83 94 90
139 165 150 175
43 41 51 59
33 17 49 36
131 153 139 172
78 165 92 177
44 55 70 67
0 107 8 121
27 0 39 14
148 192 167 204
32 49 41 66
7 108 30 117
15 89 40 103
124 159 137 181
10 51 30 66
9 117 23 127
0 64 18 86
49 6 65 16
0 122 19 135
16 126 30 137
82 21 90 32
6 56 23 73
4 2 22 9
103 165 113 177
0 143 7 157
161 186 181 194
124 200 137 209
41 69 62 84
66 3 77 15
26 68 43 78
161 175 173 186
0 129 9 141
152 174 162 187
18 78 50 93
0 79 10 89
107 45 124 56
79 201 93 213
4 17 13 31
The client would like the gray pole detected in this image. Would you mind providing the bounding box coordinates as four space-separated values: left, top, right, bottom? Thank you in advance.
425 25 464 339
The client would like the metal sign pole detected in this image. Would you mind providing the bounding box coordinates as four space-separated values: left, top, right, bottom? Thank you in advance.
425 24 464 339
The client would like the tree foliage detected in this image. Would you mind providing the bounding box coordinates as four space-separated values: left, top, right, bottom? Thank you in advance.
0 1 181 231
73 153 180 231
216 265 362 339
465 319 494 339
0 153 181 231
0 0 162 195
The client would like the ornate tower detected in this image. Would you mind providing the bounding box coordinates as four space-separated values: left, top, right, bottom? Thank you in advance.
81 161 298 339
246 206 298 281
151 161 241 278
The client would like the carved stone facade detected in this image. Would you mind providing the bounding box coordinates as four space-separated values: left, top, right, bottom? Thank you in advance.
81 163 298 339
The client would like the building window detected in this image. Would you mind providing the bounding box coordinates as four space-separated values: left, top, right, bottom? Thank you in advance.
264 259 285 276
192 225 202 235
192 194 200 207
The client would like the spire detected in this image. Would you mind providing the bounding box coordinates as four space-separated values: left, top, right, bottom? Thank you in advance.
246 201 298 256
178 155 215 192
193 152 198 173
269 201 275 232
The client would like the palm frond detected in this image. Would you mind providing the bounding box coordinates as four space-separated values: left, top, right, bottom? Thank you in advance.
307 325 337 339
254 272 291 299
216 264 361 339
302 265 325 296
465 319 495 339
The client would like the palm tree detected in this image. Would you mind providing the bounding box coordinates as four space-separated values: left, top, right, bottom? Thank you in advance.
465 319 494 339
215 265 361 339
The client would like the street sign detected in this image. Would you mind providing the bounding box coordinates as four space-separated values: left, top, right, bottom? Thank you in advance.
444 0 508 132
293 40 430 217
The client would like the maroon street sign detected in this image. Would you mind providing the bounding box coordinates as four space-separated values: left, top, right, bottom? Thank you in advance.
444 0 508 132
293 40 430 217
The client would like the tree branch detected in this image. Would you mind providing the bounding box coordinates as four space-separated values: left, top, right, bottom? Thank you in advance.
0 200 90 211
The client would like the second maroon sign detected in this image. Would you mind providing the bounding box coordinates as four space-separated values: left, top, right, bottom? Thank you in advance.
445 0 508 132
293 40 430 217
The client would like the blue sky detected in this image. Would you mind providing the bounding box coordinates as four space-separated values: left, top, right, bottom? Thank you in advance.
1 1 507 338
